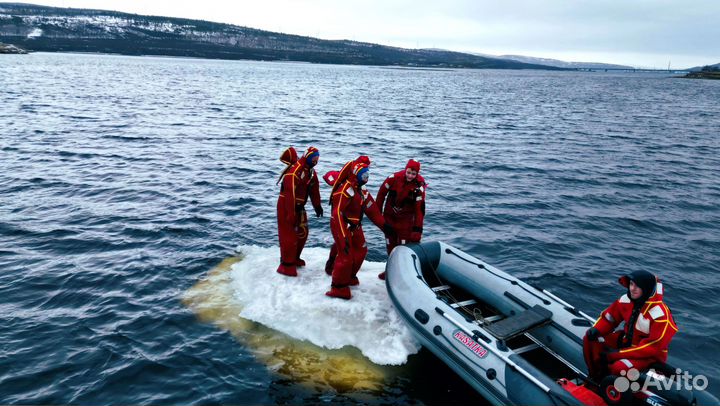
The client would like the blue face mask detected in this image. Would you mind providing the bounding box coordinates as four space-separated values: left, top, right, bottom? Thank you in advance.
357 168 369 185
306 151 319 167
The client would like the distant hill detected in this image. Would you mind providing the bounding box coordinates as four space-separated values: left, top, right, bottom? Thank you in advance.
682 63 720 80
497 54 634 70
0 3 563 70
688 62 720 72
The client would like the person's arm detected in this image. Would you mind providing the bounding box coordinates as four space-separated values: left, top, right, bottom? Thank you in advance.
410 183 426 242
375 175 392 214
592 297 625 336
364 189 396 238
282 166 298 224
608 304 678 361
332 183 353 253
363 190 384 228
309 171 323 217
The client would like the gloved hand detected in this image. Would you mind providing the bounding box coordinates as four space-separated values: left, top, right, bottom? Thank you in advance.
586 327 600 341
382 223 395 237
409 232 422 242
315 206 323 218
599 349 619 364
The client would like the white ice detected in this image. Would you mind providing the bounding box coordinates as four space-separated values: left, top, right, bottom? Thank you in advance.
230 245 421 365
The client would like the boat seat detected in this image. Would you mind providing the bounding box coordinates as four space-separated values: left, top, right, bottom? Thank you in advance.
485 305 553 341
481 315 503 323
450 299 477 308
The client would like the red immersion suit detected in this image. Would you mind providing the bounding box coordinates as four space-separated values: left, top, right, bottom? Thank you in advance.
326 163 386 300
376 159 426 255
322 156 371 275
584 271 678 380
276 147 322 277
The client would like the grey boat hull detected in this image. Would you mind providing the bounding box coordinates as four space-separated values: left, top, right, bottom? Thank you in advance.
386 242 590 405
386 242 719 406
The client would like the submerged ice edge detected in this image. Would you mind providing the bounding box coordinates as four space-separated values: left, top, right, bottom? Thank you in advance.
229 245 421 365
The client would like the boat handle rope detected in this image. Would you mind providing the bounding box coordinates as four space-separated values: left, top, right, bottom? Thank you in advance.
410 254 430 284
541 289 595 323
435 306 552 393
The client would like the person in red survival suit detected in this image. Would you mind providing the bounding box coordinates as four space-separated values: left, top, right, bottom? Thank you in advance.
276 146 323 277
376 159 426 280
322 155 372 275
583 270 678 381
325 162 393 300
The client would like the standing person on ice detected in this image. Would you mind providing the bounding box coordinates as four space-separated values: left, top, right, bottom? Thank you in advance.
583 270 678 381
276 146 323 277
376 159 426 280
326 162 393 300
322 155 371 275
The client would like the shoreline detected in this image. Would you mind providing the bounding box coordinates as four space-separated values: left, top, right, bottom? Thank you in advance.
0 42 28 54
681 71 720 80
5 50 695 76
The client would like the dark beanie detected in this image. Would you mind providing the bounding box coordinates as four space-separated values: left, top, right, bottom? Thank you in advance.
619 270 657 304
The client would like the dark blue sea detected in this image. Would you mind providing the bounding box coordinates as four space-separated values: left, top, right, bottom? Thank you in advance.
1 53 719 405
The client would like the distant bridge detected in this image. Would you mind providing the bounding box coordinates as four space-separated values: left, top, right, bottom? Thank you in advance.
575 68 690 74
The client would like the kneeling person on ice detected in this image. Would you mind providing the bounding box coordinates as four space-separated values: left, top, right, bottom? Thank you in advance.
583 270 678 381
326 162 394 300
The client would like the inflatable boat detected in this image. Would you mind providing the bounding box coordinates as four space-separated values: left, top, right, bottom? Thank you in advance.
386 242 718 406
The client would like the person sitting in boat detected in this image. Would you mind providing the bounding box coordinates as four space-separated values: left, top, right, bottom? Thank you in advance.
322 155 371 275
376 159 426 280
326 162 393 300
276 146 323 277
583 270 678 381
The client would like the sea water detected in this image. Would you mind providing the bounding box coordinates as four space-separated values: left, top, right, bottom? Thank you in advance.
1 52 719 404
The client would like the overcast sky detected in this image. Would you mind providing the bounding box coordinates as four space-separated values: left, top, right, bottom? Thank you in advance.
29 0 720 68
